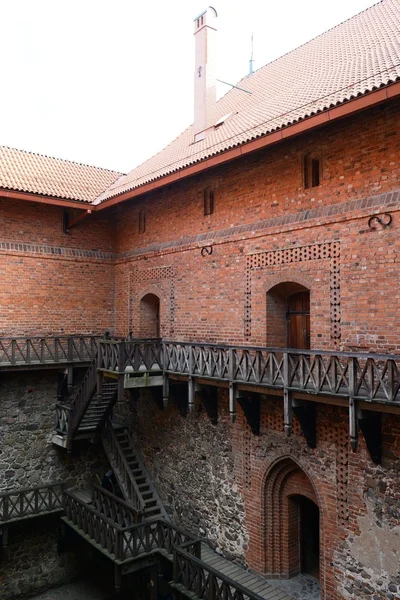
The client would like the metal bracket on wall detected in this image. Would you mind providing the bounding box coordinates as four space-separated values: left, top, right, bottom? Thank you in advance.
368 213 392 230
201 245 213 257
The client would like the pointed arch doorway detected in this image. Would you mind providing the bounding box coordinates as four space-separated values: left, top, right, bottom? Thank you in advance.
264 458 320 579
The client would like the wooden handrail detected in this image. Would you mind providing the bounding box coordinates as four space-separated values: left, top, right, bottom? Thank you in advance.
173 545 265 600
0 482 64 523
101 420 146 514
97 339 400 405
62 492 264 600
0 335 99 367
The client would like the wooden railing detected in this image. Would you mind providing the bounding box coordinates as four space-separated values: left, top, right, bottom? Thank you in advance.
91 484 140 528
54 403 71 435
172 545 264 600
101 419 146 515
119 518 197 562
63 489 194 562
98 339 162 373
67 359 98 436
63 490 123 557
0 483 64 523
98 340 400 405
63 490 263 599
0 336 98 368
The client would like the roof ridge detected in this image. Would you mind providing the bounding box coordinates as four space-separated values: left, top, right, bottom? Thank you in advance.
238 0 385 83
0 144 125 176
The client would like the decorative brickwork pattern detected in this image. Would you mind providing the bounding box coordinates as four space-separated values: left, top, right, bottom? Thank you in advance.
319 412 349 524
243 426 252 489
245 242 341 345
129 266 175 336
0 240 116 260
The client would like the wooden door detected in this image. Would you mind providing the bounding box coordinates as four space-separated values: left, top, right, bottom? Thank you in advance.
287 291 310 349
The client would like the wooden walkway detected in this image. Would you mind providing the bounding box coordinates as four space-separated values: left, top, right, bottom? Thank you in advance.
200 544 294 600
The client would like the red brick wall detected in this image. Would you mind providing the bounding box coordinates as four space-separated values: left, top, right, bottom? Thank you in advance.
0 199 116 335
113 100 400 352
128 389 400 600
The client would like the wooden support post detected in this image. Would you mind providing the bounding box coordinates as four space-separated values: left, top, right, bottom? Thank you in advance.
114 564 122 594
349 397 358 452
284 389 293 437
348 357 358 452
67 366 73 392
1 525 9 560
188 377 195 413
229 383 236 423
283 351 292 436
149 562 158 600
118 374 125 407
163 373 169 408
96 369 104 397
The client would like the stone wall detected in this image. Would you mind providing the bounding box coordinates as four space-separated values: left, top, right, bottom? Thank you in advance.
0 515 90 599
125 388 400 600
126 388 249 562
0 370 109 598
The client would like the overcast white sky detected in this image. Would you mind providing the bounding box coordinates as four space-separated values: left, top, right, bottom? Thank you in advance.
0 0 378 173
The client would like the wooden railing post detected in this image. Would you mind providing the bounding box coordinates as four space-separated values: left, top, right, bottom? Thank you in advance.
348 357 358 452
387 359 395 403
229 347 237 423
117 342 125 405
188 345 195 413
283 351 292 436
163 374 169 408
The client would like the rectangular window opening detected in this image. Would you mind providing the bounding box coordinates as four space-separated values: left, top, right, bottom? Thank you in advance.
204 189 214 216
138 210 146 234
304 154 321 189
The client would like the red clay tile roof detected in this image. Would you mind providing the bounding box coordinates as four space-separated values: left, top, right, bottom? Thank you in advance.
0 146 122 203
96 0 400 204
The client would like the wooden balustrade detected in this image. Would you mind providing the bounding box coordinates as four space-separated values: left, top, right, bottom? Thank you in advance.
55 404 71 435
172 546 264 600
63 491 122 557
0 336 98 368
101 420 146 515
64 489 195 562
98 339 162 373
67 359 98 436
0 483 64 524
63 491 268 598
91 484 140 528
98 340 400 405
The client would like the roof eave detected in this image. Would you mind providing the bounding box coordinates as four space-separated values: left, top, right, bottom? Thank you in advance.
0 188 94 209
95 81 400 211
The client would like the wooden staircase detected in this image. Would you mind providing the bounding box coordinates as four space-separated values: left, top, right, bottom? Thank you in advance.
53 361 118 449
114 427 168 521
77 383 118 433
100 420 168 521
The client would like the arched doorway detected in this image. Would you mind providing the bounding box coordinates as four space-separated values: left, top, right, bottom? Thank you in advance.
266 282 310 349
264 458 320 579
139 293 160 338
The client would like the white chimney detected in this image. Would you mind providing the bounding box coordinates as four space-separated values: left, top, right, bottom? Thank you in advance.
193 7 218 142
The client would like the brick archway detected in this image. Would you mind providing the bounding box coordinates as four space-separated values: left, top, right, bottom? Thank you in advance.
263 457 320 578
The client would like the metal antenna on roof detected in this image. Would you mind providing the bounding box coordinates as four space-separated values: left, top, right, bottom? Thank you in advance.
249 33 255 75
